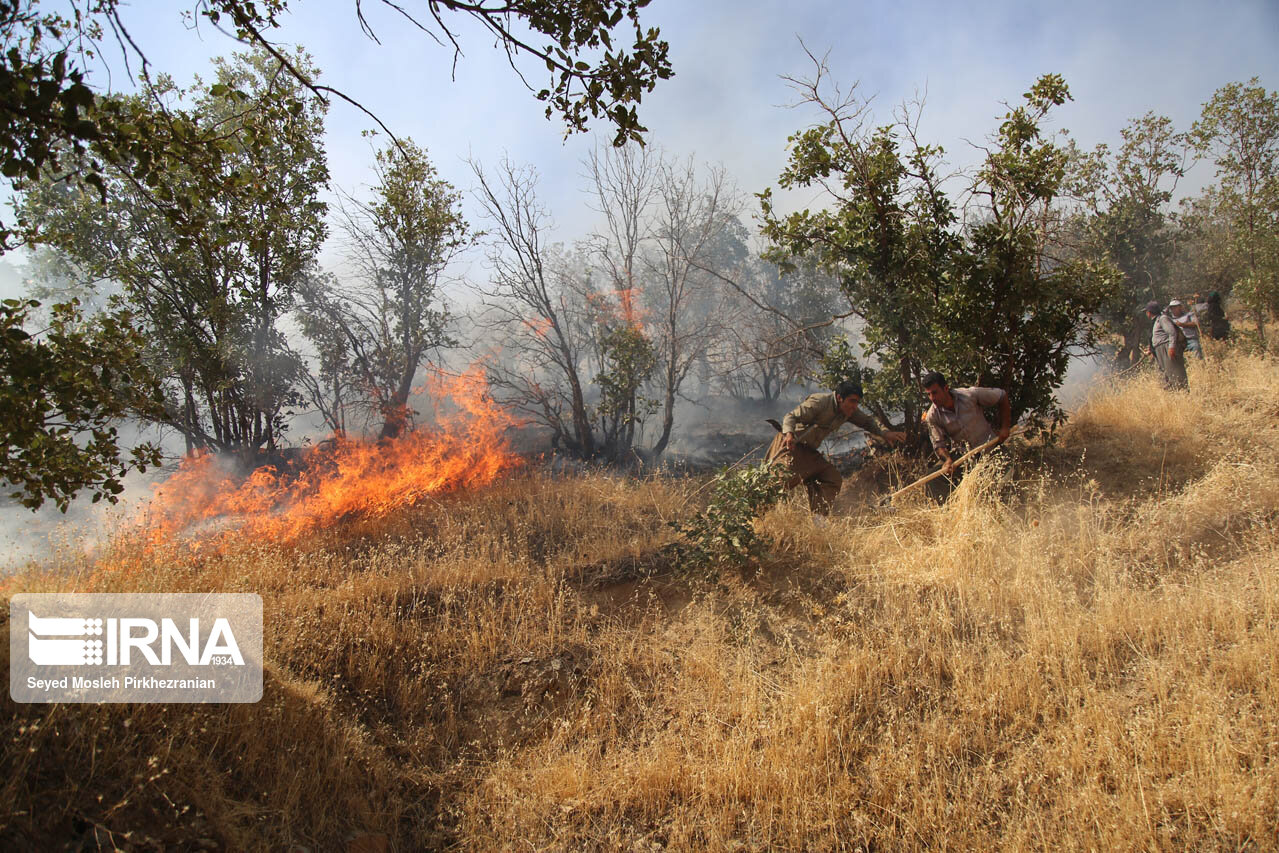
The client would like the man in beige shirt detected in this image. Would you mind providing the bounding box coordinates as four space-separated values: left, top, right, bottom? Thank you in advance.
767 380 906 514
921 371 1012 478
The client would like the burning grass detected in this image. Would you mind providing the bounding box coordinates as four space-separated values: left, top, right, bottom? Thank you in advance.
139 365 524 551
3 355 1279 850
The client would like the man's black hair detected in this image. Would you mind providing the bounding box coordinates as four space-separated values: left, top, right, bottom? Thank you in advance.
921 371 947 389
833 380 863 400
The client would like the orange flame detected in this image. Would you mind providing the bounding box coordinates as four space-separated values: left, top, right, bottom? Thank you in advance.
586 287 646 331
614 286 643 328
522 315 554 339
139 365 521 548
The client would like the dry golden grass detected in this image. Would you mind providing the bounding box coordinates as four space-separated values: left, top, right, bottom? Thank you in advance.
3 354 1278 851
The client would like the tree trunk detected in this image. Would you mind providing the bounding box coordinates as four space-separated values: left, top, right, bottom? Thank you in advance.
649 365 678 462
567 374 594 457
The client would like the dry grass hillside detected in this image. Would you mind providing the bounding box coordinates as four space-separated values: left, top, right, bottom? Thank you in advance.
3 355 1278 851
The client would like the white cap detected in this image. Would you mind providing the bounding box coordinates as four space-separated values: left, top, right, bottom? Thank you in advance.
1168 299 1184 307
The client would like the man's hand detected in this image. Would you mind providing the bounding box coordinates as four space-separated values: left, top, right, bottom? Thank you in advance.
1169 347 1178 360
782 432 796 451
882 430 906 445
996 426 1011 444
937 448 956 477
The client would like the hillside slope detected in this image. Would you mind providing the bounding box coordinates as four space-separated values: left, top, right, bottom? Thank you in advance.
3 356 1278 851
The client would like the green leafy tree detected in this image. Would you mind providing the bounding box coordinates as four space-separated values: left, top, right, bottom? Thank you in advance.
299 139 471 438
1190 78 1279 343
0 298 162 510
812 333 868 393
201 0 672 146
594 320 656 462
1174 188 1243 305
1 0 153 250
294 272 353 436
19 48 329 456
950 75 1117 427
583 141 658 463
759 61 960 443
763 65 1114 437
202 49 330 452
1069 113 1187 364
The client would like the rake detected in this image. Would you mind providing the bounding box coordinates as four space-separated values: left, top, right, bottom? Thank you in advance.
880 425 1027 506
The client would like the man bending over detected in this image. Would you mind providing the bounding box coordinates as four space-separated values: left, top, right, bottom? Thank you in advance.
921 372 1012 485
767 380 906 514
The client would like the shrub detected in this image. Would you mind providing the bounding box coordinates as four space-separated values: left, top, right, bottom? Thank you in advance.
674 464 786 570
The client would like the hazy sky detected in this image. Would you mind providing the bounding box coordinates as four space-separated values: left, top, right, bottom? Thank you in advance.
2 0 1277 293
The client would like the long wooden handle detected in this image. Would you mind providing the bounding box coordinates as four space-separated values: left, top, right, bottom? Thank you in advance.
889 426 1025 500
1193 316 1209 358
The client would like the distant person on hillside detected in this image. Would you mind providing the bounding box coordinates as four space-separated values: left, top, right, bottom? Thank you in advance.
1146 300 1189 391
1169 300 1204 359
766 381 906 514
920 373 1012 499
1199 291 1232 341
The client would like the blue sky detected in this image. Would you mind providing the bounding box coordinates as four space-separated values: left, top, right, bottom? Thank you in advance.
2 0 1277 296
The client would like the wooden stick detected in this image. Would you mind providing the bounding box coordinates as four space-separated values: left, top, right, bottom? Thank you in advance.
1193 315 1210 361
888 425 1026 501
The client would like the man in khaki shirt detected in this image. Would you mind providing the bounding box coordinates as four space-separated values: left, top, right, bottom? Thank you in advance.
921 371 1012 478
767 380 906 514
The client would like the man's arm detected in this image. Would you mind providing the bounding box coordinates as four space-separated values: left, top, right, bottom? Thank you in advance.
781 404 802 435
925 413 957 474
1160 317 1180 359
787 394 832 448
781 394 821 450
782 394 823 434
995 392 1012 443
780 399 801 450
847 408 882 438
848 408 905 445
936 445 957 475
972 387 1012 443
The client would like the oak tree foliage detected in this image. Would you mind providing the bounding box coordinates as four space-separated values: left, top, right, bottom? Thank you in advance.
19 48 330 456
1189 78 1279 344
762 65 1116 438
298 139 471 439
0 298 162 510
1068 113 1188 364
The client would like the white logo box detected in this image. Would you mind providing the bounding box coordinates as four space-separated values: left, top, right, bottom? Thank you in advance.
10 593 262 703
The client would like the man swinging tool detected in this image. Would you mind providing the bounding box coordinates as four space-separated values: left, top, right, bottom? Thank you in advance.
766 380 906 514
921 371 1012 500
